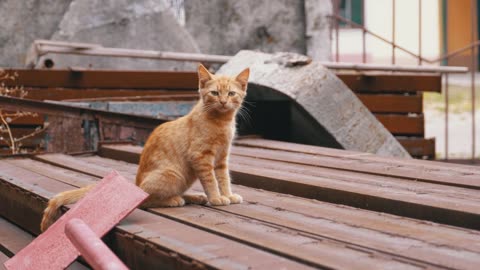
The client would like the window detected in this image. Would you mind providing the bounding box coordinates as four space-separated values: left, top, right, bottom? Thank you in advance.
339 0 364 27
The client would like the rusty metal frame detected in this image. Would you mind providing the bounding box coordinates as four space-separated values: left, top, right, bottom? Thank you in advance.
330 0 478 162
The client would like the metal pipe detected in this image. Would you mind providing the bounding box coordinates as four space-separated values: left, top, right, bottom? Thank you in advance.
332 15 430 62
65 218 129 270
30 40 469 73
322 62 467 73
363 29 367 63
37 44 232 63
471 0 477 162
335 0 340 62
392 0 396 64
418 0 423 65
445 73 449 160
444 0 449 160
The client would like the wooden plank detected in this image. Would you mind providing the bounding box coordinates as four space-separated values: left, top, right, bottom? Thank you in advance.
0 160 313 270
99 142 480 189
230 160 480 229
4 69 198 90
376 114 424 136
337 73 442 93
75 155 480 270
0 252 8 270
231 146 480 190
397 137 435 158
234 138 480 177
24 88 196 101
0 218 34 258
357 94 423 113
30 154 480 270
95 144 480 229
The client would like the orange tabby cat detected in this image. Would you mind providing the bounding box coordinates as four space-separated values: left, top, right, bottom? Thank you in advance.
40 64 249 232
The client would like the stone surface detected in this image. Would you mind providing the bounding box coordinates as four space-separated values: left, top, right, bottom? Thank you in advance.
0 0 73 67
218 50 410 158
305 0 333 61
0 0 200 70
184 0 306 55
47 0 200 70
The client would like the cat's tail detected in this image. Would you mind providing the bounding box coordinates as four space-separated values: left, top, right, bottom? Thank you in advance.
40 184 96 232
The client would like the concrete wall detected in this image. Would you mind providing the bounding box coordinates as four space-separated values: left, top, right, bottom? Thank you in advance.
184 0 332 61
0 0 200 70
0 0 333 68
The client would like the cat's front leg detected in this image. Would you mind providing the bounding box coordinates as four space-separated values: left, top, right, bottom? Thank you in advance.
192 155 230 206
215 161 243 204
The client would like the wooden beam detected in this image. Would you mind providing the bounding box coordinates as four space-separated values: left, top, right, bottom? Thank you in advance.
3 69 198 90
376 114 424 136
357 94 423 113
397 137 435 158
338 73 442 92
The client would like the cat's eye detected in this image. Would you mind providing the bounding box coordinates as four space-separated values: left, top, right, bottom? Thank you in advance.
228 91 236 96
210 91 219 96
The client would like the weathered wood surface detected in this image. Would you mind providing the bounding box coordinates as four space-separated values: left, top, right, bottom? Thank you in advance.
95 140 480 230
0 161 314 269
3 151 480 269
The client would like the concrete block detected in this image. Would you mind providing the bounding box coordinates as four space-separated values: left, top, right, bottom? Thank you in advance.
218 50 410 158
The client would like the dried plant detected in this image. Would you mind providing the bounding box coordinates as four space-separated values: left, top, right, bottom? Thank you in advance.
0 69 49 154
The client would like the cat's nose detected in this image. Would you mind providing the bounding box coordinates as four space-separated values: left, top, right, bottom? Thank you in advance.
220 100 227 105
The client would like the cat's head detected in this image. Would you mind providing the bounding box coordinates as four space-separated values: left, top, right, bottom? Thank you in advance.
197 64 249 113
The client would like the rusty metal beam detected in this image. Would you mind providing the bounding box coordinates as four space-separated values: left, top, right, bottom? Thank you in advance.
0 96 167 127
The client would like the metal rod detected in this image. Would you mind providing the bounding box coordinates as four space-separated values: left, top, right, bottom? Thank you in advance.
444 0 449 160
445 73 449 160
471 0 477 161
331 14 480 66
37 44 231 63
363 29 367 63
332 15 430 62
418 0 423 65
322 62 467 73
392 0 396 65
30 40 469 73
335 0 340 62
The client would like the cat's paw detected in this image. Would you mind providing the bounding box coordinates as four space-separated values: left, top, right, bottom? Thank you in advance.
228 193 243 204
165 196 185 207
209 196 231 206
183 194 208 205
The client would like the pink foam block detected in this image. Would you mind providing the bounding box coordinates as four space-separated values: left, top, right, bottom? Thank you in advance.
4 171 148 270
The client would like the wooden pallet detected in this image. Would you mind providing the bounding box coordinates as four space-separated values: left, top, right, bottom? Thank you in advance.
337 73 441 159
1 139 480 269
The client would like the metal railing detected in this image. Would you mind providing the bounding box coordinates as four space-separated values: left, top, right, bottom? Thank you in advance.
331 0 478 162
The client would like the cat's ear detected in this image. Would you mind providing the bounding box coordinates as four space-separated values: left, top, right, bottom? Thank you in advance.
235 68 250 91
198 64 213 89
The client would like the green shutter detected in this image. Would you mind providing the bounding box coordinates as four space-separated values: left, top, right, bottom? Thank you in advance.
351 0 363 25
339 0 363 26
